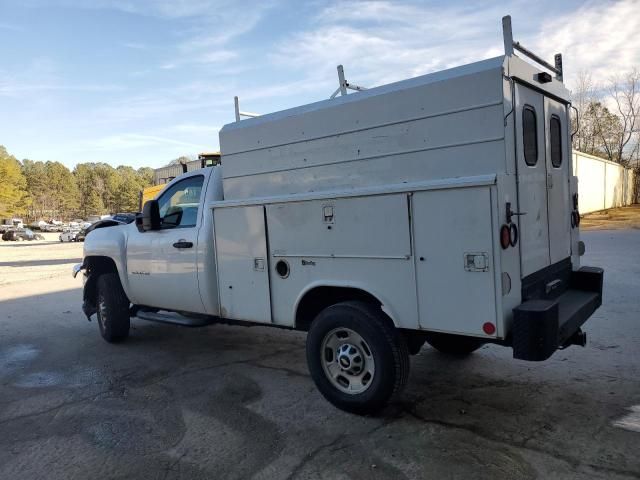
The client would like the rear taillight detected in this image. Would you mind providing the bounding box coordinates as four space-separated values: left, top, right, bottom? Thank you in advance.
500 224 511 249
500 223 518 249
483 322 496 335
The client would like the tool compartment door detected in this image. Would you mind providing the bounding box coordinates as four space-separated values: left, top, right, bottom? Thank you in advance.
214 206 272 323
412 187 497 336
515 84 550 277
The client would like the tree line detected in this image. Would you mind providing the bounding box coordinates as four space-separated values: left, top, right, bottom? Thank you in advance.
0 145 154 220
571 69 639 167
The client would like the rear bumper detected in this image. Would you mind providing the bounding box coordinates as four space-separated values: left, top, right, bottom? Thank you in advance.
512 266 603 361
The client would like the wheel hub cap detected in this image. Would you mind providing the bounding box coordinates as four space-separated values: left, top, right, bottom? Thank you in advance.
336 343 364 375
321 328 375 395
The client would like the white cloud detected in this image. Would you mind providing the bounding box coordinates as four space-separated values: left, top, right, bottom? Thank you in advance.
122 41 147 50
91 81 231 123
0 57 124 97
274 0 640 91
273 1 510 88
0 22 24 31
170 123 221 133
533 0 640 85
87 133 210 151
196 50 237 64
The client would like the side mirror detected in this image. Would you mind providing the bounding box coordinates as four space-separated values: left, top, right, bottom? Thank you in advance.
136 200 161 232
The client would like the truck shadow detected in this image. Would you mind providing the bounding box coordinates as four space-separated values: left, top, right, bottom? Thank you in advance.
0 258 82 267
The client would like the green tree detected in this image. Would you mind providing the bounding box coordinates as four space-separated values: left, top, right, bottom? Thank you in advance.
22 159 49 219
46 161 79 218
112 166 143 212
23 159 79 220
74 163 106 217
136 167 154 188
0 146 29 217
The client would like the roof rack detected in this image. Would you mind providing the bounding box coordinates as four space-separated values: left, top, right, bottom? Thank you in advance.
329 65 368 99
234 96 261 122
502 15 563 82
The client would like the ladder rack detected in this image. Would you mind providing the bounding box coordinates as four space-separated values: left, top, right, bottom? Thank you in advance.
502 15 563 82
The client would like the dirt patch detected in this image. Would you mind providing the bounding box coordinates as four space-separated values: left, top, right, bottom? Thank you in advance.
580 205 640 230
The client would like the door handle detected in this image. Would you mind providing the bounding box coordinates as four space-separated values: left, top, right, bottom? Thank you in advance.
173 240 193 249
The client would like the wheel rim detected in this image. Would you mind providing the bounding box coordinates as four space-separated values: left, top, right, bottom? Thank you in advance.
98 297 107 331
320 327 375 395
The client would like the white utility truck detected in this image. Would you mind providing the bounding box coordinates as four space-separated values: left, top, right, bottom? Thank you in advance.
74 17 603 414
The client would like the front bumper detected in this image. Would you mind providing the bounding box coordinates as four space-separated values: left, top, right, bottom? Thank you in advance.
512 266 603 361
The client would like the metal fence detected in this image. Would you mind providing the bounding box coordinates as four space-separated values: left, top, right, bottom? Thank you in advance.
573 151 636 214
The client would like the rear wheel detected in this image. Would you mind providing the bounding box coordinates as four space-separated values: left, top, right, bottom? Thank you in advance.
425 332 484 356
306 301 409 415
96 273 130 343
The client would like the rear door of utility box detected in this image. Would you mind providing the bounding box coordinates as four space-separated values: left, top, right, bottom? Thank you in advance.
412 187 498 338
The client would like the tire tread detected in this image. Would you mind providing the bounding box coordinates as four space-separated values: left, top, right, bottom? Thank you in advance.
97 272 130 342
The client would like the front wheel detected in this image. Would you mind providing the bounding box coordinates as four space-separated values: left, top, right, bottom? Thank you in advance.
96 273 130 343
306 301 409 415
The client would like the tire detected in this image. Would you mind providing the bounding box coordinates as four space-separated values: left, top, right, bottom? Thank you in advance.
306 301 409 415
425 332 484 356
96 273 130 343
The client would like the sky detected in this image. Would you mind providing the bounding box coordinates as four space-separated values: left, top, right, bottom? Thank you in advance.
1 0 639 170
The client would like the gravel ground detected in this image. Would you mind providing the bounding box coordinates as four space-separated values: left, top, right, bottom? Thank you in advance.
0 232 82 286
0 225 639 479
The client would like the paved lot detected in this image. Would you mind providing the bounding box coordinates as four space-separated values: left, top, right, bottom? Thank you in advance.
0 228 639 479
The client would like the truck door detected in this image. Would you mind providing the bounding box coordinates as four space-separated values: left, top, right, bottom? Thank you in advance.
515 84 550 277
544 97 571 264
126 175 206 313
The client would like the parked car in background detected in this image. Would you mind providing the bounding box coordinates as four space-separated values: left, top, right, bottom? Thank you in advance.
59 229 81 242
2 229 45 241
29 220 48 231
1 218 24 232
86 215 111 224
111 213 137 223
43 223 63 232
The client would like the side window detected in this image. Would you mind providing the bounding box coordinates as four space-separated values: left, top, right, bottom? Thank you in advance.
550 115 562 168
157 175 204 229
523 105 538 166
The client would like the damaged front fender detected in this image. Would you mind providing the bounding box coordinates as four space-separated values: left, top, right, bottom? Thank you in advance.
82 273 98 320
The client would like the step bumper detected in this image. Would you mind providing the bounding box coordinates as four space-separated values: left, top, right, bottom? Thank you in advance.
512 267 603 361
